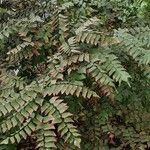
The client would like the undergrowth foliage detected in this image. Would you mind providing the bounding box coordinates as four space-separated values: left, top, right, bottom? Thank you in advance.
0 0 150 149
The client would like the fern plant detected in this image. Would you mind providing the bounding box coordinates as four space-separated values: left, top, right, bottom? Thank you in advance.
0 0 150 149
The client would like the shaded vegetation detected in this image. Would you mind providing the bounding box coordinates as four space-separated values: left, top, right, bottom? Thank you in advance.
0 0 150 149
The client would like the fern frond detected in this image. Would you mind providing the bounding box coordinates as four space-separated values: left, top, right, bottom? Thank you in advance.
0 25 13 41
102 54 131 85
76 17 99 34
61 2 74 10
51 7 69 41
6 41 34 63
130 26 150 47
0 115 36 144
59 37 80 55
143 66 150 82
35 114 57 150
86 63 115 87
114 28 150 65
44 83 99 98
63 53 90 67
76 31 101 45
75 17 100 45
138 51 150 65
51 7 59 33
0 101 38 133
48 67 64 81
99 85 115 101
41 97 81 148
59 14 69 35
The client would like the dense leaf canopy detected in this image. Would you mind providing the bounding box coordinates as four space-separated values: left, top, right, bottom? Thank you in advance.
0 0 150 149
